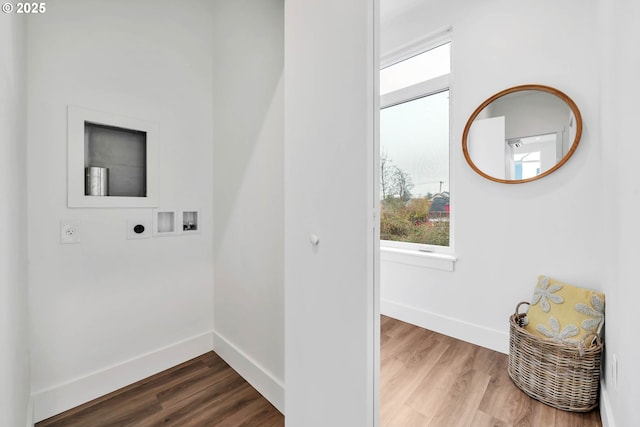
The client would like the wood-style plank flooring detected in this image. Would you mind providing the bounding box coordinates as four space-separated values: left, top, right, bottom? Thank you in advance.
380 315 602 427
35 352 283 427
38 316 603 427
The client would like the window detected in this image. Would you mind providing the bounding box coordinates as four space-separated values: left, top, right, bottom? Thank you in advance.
380 43 450 95
380 41 451 251
507 133 557 180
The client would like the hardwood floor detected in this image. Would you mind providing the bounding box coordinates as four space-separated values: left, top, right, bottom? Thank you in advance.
38 316 602 427
35 352 283 427
380 315 602 427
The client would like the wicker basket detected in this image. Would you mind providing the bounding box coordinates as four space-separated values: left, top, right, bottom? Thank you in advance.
508 302 603 412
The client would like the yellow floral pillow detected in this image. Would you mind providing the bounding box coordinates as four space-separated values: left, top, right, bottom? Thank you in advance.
524 275 605 347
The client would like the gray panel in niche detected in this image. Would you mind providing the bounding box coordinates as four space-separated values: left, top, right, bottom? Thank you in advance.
84 122 147 197
157 211 175 233
182 211 198 231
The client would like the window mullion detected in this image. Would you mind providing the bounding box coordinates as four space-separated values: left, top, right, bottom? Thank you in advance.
380 74 449 109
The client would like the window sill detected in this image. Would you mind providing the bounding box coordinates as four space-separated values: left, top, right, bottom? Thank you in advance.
380 246 456 272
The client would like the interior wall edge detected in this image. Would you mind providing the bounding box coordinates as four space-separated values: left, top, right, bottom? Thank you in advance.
0 10 30 427
599 381 616 427
32 331 214 423
25 397 33 427
381 298 509 354
212 330 284 414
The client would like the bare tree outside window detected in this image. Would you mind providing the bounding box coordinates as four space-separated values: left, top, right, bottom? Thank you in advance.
380 90 450 247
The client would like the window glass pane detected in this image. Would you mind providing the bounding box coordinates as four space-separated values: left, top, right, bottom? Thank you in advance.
380 43 450 95
515 151 541 179
380 90 450 246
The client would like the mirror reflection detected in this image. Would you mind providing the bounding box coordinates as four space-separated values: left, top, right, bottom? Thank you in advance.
462 85 582 183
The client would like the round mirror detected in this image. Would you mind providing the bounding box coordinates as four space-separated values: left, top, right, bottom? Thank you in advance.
462 84 582 183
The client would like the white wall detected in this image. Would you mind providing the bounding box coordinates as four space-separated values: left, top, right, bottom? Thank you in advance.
211 0 285 412
598 1 640 425
380 0 604 354
285 0 377 425
27 1 215 421
468 116 505 179
0 13 31 427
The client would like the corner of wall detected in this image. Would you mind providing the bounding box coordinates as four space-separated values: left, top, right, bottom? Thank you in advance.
26 397 33 427
599 381 616 427
212 330 284 414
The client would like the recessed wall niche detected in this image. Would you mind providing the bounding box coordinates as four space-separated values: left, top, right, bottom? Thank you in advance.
68 106 158 208
85 123 146 197
153 209 177 237
181 210 199 233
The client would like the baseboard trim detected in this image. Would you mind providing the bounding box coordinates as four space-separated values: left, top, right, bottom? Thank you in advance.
381 298 509 354
600 381 615 427
212 330 284 414
31 331 214 423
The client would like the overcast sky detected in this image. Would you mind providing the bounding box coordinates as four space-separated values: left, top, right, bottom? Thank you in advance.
380 90 450 198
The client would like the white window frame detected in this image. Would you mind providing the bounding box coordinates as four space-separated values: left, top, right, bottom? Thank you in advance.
379 31 455 265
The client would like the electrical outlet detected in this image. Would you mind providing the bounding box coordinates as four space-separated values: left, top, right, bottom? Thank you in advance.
61 220 81 244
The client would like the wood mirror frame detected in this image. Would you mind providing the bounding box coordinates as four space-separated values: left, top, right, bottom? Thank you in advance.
462 84 582 184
